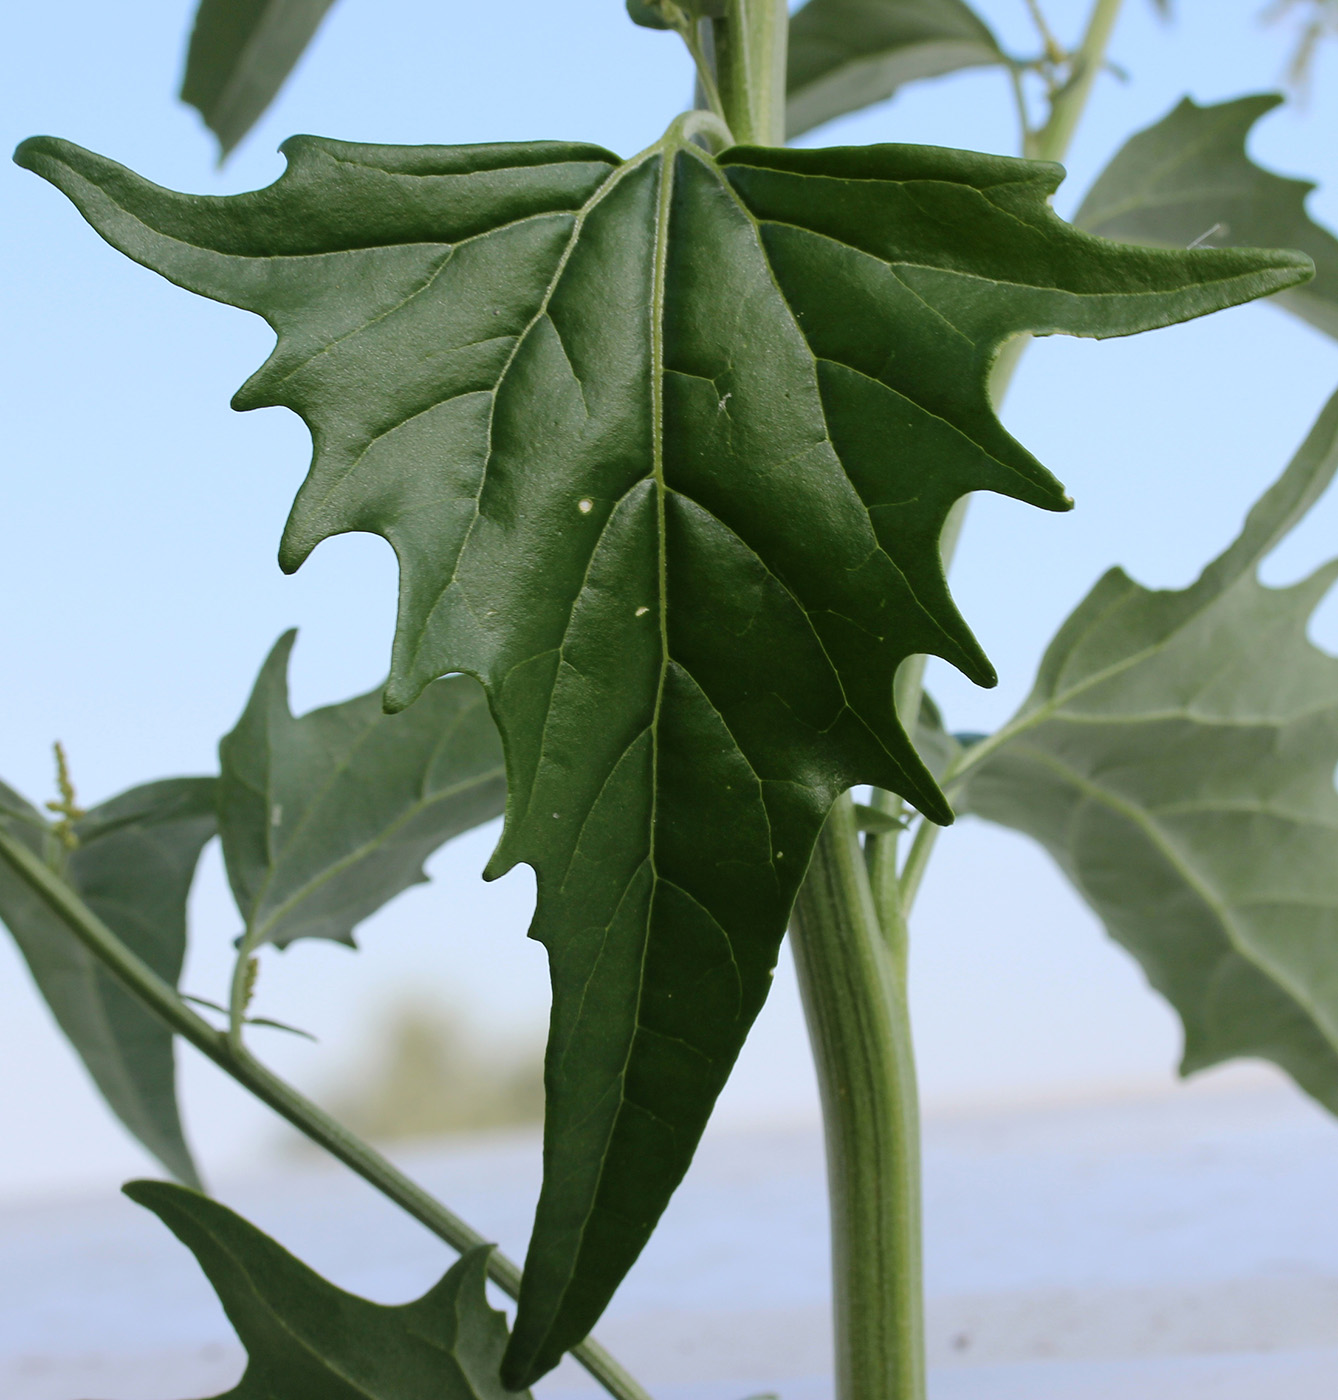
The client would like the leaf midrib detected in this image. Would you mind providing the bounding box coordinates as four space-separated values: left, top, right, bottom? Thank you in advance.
528 130 682 1349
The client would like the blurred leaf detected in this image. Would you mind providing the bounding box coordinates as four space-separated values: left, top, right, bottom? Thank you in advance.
125 1179 526 1399
786 0 1005 139
181 0 339 160
0 777 216 1184
851 801 906 833
218 630 506 949
626 0 724 29
15 126 1310 1387
914 692 962 782
957 389 1338 1111
627 0 675 27
1075 94 1338 340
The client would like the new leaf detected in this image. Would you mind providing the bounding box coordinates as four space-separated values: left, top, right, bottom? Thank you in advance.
958 390 1338 1111
15 124 1309 1383
219 631 505 949
1075 94 1338 341
0 777 215 1184
125 1180 526 1399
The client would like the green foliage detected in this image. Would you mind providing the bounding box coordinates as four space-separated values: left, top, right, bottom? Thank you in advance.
626 0 725 31
958 389 1338 1112
0 777 215 1184
181 0 340 159
219 631 505 949
1075 93 1338 341
13 121 1310 1385
125 1180 527 1399
786 0 1004 138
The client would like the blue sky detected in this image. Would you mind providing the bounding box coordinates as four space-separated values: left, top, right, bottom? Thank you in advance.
4 0 1338 1198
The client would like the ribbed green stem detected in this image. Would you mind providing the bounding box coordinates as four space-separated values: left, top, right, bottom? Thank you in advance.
791 793 924 1400
711 0 787 145
0 826 651 1400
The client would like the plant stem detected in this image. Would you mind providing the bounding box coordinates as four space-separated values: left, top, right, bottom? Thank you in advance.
680 18 728 127
1032 0 1126 164
791 8 1129 1399
791 793 924 1400
711 0 787 145
0 827 651 1400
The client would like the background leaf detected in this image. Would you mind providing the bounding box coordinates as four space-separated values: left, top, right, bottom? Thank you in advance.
15 129 1310 1384
0 776 216 1184
125 1180 526 1399
913 692 963 783
219 630 505 949
626 0 724 29
786 0 1005 139
181 0 339 160
1075 93 1338 340
956 388 1338 1112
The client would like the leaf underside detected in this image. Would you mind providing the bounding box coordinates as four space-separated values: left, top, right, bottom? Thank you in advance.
1075 93 1338 341
959 388 1338 1111
181 0 339 158
786 0 1005 139
0 777 216 1184
125 1180 526 1399
14 127 1308 1383
219 631 505 949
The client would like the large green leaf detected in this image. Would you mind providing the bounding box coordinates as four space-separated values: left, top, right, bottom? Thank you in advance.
956 388 1338 1111
0 777 216 1184
1075 94 1338 340
124 1179 526 1399
14 124 1308 1384
219 631 505 949
181 0 339 159
786 0 1005 139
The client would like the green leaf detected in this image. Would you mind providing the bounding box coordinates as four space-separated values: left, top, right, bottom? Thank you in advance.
1074 94 1338 341
124 1179 526 1399
219 630 505 948
626 0 675 28
786 0 1005 139
181 0 339 160
0 777 216 1184
14 124 1309 1384
626 0 724 30
914 691 962 782
956 387 1338 1113
851 801 906 834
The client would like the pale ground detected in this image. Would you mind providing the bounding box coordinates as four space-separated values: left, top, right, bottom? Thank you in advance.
6 1073 1338 1400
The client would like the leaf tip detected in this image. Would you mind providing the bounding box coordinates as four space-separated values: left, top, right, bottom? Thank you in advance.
122 1176 200 1218
12 135 64 176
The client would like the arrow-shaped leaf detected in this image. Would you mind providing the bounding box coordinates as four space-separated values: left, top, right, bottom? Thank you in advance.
181 0 340 160
956 388 1338 1111
124 1179 526 1399
1075 94 1338 340
14 124 1309 1383
0 777 216 1184
219 631 505 949
786 0 1005 139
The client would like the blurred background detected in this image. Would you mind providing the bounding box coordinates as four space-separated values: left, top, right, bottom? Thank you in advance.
4 0 1338 1200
